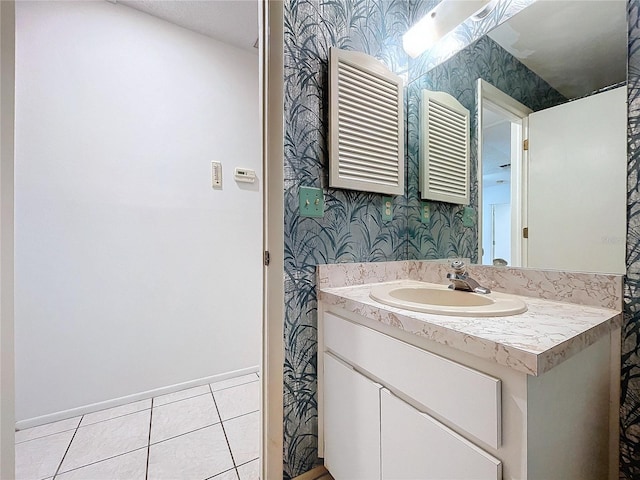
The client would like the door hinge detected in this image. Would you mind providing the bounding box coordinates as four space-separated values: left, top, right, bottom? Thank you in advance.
264 250 270 266
523 139 529 151
523 227 529 239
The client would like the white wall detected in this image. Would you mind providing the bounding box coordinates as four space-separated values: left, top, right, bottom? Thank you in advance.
15 1 261 422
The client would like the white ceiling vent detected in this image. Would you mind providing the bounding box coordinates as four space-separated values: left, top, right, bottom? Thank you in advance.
420 90 470 204
329 47 404 196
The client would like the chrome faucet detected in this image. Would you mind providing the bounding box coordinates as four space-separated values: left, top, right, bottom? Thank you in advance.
446 260 491 294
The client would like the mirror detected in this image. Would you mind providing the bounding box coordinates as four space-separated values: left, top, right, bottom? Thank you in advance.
406 0 627 274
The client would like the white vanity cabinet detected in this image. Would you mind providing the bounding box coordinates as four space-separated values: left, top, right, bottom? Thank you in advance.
319 309 617 480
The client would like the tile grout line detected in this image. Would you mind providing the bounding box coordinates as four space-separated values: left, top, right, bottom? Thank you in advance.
212 408 259 425
211 378 259 393
204 466 240 480
154 391 212 408
148 421 222 446
51 415 83 479
235 457 259 469
209 384 240 480
48 447 149 478
79 406 152 428
145 398 154 480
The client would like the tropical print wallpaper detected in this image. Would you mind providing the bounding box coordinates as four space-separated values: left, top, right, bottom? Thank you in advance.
282 1 421 476
406 35 566 262
623 1 640 477
282 0 640 477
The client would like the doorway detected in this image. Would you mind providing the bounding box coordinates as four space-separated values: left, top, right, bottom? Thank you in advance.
477 79 531 268
5 1 269 478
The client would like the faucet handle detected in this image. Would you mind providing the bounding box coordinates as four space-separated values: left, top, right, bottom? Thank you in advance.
451 260 466 274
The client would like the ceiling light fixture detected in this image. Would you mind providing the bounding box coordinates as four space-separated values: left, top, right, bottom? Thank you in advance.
472 0 500 20
402 0 493 59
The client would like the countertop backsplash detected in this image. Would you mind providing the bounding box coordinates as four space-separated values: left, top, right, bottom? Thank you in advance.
318 260 622 311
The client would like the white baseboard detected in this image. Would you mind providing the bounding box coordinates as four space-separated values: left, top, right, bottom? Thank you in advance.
15 365 259 431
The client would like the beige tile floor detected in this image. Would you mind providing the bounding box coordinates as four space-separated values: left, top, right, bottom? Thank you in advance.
15 373 260 480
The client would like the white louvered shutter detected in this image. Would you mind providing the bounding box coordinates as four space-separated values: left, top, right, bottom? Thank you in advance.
329 47 404 196
420 90 470 204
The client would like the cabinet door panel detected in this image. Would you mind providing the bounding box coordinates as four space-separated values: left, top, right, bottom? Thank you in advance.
324 352 381 480
381 389 501 480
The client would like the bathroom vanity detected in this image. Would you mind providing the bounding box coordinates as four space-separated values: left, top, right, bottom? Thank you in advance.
317 261 622 480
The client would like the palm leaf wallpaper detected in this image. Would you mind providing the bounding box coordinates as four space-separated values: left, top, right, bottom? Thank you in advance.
282 0 640 477
623 2 640 477
283 1 421 476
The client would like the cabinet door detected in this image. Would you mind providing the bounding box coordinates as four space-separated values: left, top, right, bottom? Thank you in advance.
381 389 501 480
324 352 381 480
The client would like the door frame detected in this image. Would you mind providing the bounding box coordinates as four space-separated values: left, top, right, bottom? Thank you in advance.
262 1 284 478
0 1 15 477
476 79 531 267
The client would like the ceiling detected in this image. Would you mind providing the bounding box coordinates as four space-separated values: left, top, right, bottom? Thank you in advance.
482 0 627 188
488 1 626 99
117 0 258 52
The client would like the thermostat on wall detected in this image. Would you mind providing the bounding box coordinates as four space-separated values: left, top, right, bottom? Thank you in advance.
234 167 256 183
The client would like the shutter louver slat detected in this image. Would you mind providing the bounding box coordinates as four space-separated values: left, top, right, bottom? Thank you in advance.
339 114 398 140
338 63 398 96
338 97 399 125
339 156 399 173
329 47 404 195
339 146 399 167
338 82 398 109
338 118 399 144
338 131 399 151
420 90 470 205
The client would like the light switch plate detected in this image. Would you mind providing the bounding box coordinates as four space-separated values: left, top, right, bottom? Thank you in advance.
420 202 430 223
382 196 393 221
299 186 324 217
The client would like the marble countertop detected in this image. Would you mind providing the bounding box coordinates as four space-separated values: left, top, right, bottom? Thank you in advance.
319 279 622 376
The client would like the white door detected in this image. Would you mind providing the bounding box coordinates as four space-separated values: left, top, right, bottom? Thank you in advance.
380 389 501 480
527 87 626 274
492 203 511 264
323 352 381 480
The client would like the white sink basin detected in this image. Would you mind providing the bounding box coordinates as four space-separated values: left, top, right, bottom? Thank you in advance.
370 282 527 317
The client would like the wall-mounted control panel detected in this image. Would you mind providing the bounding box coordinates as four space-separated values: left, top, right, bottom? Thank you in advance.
234 167 256 183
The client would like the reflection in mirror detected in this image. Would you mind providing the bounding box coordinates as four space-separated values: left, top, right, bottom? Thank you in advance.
478 79 531 268
482 109 512 266
407 0 627 274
